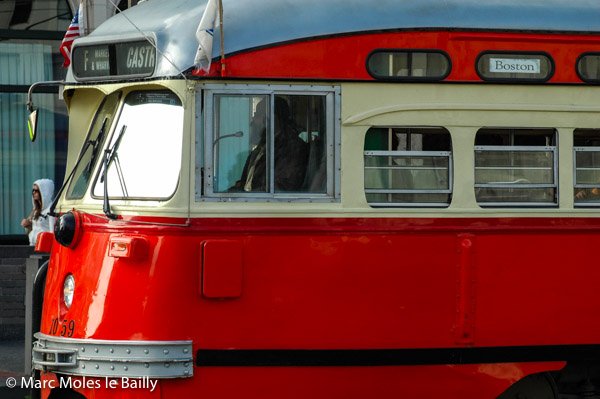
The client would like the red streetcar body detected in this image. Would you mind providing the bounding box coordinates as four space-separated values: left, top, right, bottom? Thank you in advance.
198 31 600 83
42 216 600 345
36 216 600 397
29 0 600 398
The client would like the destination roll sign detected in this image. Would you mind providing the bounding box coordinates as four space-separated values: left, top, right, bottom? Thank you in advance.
72 40 156 80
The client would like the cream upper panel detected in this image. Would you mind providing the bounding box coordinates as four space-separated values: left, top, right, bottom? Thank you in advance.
340 82 600 217
58 80 600 219
342 83 600 128
188 82 599 217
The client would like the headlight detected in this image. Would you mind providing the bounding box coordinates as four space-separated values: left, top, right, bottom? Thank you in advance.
63 274 75 309
54 210 82 249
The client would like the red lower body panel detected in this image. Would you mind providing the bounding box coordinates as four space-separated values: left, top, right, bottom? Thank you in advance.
37 216 600 397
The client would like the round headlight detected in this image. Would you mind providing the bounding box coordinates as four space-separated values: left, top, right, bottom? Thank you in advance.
54 211 81 248
63 274 75 309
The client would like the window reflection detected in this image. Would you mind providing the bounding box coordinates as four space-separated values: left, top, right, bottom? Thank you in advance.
212 94 327 195
364 127 452 207
574 129 600 205
474 128 557 206
577 53 600 82
5 0 71 31
92 91 184 199
367 51 451 80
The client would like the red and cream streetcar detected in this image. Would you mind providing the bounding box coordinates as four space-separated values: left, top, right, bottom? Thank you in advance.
27 0 600 397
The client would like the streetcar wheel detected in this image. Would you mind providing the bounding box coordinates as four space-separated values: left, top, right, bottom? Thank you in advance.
496 372 559 399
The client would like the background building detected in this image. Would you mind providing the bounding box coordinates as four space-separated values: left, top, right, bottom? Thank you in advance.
0 0 137 241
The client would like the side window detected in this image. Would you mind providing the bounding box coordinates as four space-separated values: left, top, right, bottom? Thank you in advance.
474 128 557 206
366 50 451 81
574 129 600 206
363 127 452 207
202 86 337 200
576 53 600 83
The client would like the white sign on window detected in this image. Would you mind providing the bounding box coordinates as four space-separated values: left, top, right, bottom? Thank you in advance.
489 58 541 74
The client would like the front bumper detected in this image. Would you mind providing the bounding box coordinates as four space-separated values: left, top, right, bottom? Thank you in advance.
33 332 194 378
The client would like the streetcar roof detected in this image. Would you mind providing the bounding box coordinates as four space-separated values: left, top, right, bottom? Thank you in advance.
71 0 600 79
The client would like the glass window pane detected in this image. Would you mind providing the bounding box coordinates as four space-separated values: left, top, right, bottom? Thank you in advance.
475 151 554 168
92 91 184 199
476 188 555 204
574 129 600 205
276 95 325 193
365 193 451 205
474 151 554 184
0 42 54 84
365 155 449 190
215 95 269 193
577 53 600 82
364 127 452 207
367 51 450 80
576 169 600 185
575 151 600 184
68 92 121 198
214 94 326 195
3 0 71 32
474 128 557 205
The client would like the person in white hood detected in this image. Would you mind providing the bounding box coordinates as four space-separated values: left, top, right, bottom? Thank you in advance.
20 179 55 246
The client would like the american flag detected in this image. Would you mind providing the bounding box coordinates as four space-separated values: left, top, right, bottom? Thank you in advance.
60 4 84 68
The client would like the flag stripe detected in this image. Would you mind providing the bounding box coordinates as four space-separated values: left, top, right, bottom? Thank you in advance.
60 3 83 68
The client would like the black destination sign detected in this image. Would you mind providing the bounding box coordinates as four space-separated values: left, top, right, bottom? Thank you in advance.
72 40 156 80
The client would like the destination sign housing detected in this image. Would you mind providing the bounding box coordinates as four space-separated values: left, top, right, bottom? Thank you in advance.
72 40 156 80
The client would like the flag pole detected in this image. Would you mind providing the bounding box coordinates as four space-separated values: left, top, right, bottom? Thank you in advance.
219 0 226 77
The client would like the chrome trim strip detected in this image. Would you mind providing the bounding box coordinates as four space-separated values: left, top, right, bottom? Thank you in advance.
33 332 193 378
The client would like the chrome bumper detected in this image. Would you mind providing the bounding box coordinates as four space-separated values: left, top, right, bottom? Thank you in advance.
33 332 194 378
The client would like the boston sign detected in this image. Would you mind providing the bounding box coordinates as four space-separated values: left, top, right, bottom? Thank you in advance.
489 58 541 74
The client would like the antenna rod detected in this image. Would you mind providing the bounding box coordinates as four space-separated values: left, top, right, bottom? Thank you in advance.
219 0 226 77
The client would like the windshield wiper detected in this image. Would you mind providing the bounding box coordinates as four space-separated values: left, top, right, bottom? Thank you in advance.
87 117 108 174
48 136 96 217
48 117 110 217
102 125 127 219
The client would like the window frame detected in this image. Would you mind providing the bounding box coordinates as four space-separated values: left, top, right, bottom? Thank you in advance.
365 49 452 82
474 129 558 207
199 84 341 202
475 51 555 83
89 89 185 201
72 39 157 82
573 129 600 207
576 52 600 83
363 126 453 208
66 91 123 199
573 146 600 204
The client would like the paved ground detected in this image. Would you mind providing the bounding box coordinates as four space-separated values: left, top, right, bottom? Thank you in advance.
0 340 31 398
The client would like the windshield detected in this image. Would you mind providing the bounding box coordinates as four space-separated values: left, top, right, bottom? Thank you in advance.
67 91 121 198
92 90 184 199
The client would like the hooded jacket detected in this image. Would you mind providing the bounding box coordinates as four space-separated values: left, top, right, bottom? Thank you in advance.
29 178 55 246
